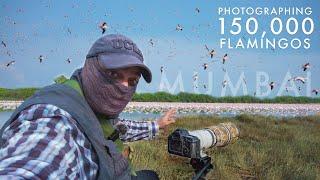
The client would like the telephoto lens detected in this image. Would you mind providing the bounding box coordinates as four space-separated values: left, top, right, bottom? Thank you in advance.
189 122 239 149
168 122 239 179
168 122 239 158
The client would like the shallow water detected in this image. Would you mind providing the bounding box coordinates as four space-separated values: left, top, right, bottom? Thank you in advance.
0 111 164 128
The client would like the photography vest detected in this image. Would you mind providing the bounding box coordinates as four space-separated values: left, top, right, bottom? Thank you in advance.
0 81 131 180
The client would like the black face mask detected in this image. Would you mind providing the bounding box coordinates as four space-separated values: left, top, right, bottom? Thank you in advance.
78 57 137 119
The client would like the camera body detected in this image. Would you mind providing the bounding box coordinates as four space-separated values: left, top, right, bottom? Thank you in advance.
168 128 202 159
168 123 239 180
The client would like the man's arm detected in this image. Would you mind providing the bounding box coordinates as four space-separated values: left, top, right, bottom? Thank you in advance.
118 119 159 142
0 104 98 179
119 109 176 142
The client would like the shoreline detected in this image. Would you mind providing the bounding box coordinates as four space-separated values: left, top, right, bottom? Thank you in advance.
1 101 319 116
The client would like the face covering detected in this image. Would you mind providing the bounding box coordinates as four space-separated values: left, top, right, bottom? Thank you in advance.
80 57 137 119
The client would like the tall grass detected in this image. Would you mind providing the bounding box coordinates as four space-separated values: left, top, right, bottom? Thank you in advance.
122 115 320 179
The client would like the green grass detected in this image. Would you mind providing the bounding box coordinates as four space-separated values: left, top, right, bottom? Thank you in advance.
121 115 320 179
0 87 39 100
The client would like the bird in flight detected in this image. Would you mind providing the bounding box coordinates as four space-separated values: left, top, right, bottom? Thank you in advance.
269 81 275 90
205 45 215 58
175 24 183 31
222 54 228 64
312 89 319 95
302 63 310 71
222 80 227 88
288 76 307 84
99 22 108 34
202 63 208 70
39 55 44 63
6 60 15 67
1 41 6 47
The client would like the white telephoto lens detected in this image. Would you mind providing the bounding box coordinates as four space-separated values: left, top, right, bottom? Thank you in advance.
189 129 215 149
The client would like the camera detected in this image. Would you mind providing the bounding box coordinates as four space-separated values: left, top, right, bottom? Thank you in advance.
168 122 239 179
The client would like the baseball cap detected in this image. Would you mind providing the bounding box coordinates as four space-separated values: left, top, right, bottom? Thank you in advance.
86 34 152 83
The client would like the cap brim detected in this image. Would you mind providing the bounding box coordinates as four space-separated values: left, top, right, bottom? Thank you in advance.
98 53 152 83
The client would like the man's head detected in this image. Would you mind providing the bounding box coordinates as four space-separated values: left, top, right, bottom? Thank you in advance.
80 34 152 118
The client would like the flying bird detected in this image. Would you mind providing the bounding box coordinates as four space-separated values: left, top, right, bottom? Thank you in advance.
202 63 208 70
39 55 44 63
6 60 15 67
175 24 183 31
288 76 307 84
149 39 154 46
192 73 198 81
195 8 200 13
205 45 215 58
222 80 228 88
66 58 71 63
99 22 108 34
1 41 6 47
243 78 247 85
302 63 310 71
160 66 164 74
312 89 319 95
222 54 228 64
269 81 275 90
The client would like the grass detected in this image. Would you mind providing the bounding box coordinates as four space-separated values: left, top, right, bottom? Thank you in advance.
0 87 39 100
119 114 320 179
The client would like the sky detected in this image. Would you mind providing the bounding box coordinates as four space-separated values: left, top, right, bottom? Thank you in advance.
0 0 319 97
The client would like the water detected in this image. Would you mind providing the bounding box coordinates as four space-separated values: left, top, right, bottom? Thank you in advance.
0 111 163 129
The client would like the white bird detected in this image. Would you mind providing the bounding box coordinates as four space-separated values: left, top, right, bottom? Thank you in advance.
288 76 307 84
99 22 108 34
269 81 275 90
202 63 208 70
302 63 310 71
192 73 198 81
6 60 15 67
39 55 44 63
175 24 183 31
222 80 227 88
222 54 228 64
205 45 215 58
312 89 319 95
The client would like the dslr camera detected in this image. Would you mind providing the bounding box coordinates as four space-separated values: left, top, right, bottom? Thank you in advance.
168 122 239 180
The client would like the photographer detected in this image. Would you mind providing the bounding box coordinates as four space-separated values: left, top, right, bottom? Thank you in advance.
0 34 176 179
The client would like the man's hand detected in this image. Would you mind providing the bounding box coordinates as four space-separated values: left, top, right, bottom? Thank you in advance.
157 109 177 129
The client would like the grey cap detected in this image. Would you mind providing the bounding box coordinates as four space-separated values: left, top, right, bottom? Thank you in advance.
86 34 152 83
